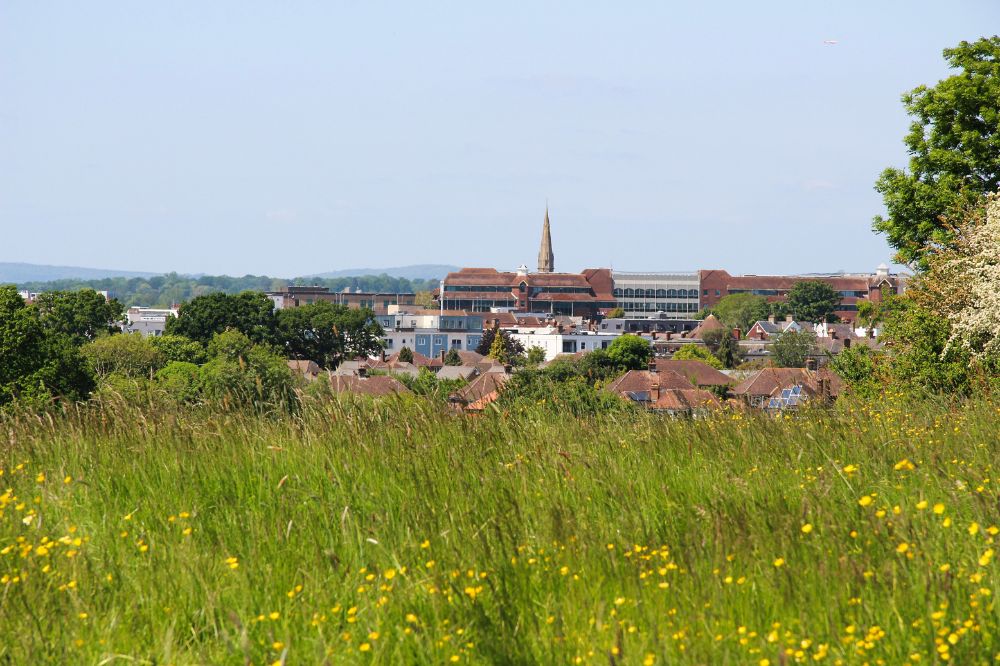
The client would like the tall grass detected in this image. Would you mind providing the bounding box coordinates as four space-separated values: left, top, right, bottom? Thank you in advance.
0 394 997 664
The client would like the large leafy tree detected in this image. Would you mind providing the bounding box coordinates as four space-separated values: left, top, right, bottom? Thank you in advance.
275 302 383 369
33 289 125 344
606 334 652 370
0 286 94 406
475 328 525 362
874 36 1000 268
713 293 770 332
166 291 278 345
772 329 817 368
787 281 842 323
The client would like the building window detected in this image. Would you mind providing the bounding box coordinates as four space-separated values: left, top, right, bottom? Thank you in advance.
715 290 720 296
702 289 708 296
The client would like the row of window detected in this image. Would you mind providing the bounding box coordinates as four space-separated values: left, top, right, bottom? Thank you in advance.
613 288 698 298
619 302 699 313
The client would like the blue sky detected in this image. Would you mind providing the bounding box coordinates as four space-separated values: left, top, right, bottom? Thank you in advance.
1 2 996 277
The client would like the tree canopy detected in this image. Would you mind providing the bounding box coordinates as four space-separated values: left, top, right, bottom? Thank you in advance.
712 293 771 332
606 334 652 371
874 36 1000 268
0 286 94 407
787 281 842 323
671 344 724 369
14 273 439 308
166 292 278 345
275 301 384 369
772 329 817 368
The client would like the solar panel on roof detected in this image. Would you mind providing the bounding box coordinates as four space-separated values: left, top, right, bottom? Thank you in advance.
781 389 792 399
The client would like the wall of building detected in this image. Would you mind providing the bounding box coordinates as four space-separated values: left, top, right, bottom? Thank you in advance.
611 272 701 318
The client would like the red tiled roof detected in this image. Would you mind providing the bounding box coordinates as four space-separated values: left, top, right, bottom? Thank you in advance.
731 368 843 398
654 359 732 386
452 371 509 405
326 374 411 396
606 369 694 395
650 388 721 411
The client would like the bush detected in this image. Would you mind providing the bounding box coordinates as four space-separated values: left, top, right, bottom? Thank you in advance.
671 345 724 369
82 333 164 378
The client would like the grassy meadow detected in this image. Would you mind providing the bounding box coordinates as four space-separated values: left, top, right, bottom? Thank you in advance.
1 395 998 664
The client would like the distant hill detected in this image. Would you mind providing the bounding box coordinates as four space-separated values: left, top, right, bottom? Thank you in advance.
0 262 158 283
306 264 459 281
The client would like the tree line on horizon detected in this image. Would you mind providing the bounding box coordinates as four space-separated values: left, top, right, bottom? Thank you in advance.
11 273 440 308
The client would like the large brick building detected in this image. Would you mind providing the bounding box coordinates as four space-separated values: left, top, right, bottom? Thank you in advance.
698 264 905 321
266 286 415 314
439 267 616 318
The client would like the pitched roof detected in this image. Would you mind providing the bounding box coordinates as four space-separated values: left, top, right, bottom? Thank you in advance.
650 388 721 412
436 365 478 381
451 371 509 405
654 359 733 386
689 314 724 339
287 360 322 377
732 367 844 399
326 374 411 396
606 369 695 395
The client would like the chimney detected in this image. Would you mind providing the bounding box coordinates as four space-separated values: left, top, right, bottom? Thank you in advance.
665 331 672 341
767 314 775 324
830 329 838 340
785 314 794 323
806 358 818 371
651 379 660 403
647 360 657 373
732 327 741 340
440 349 446 362
381 350 387 362
843 338 851 349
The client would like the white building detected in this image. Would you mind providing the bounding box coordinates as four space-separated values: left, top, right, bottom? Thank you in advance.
125 306 178 337
375 309 485 357
612 271 701 318
508 326 629 361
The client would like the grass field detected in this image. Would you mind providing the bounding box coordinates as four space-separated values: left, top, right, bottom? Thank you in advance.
1 394 998 664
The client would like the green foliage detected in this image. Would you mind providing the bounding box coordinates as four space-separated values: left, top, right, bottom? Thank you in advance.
874 37 1000 268
15 273 438 308
154 361 203 403
605 334 652 370
397 346 414 363
713 293 770 332
413 290 437 309
33 289 125 344
671 344 724 369
275 301 383 369
878 297 970 394
772 329 817 368
149 334 207 364
525 346 546 367
605 307 625 319
828 345 882 398
0 286 95 407
166 292 278 345
443 348 463 366
787 281 842 323
497 368 634 416
200 335 296 409
476 328 525 363
82 333 164 379
714 334 745 369
395 367 467 402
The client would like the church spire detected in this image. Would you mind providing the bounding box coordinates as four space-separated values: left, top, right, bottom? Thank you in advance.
537 205 554 273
